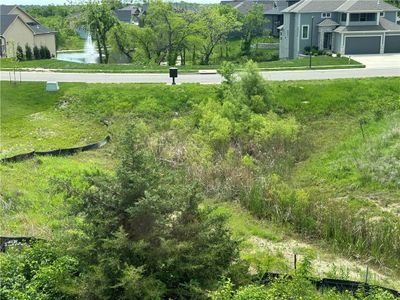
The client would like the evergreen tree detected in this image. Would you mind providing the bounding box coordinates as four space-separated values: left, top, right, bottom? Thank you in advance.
33 45 40 59
39 46 47 59
62 123 241 299
16 45 24 61
25 44 33 60
44 46 51 59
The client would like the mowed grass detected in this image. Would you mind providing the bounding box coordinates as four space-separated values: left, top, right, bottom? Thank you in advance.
0 56 362 73
0 150 115 237
0 81 217 236
1 82 107 157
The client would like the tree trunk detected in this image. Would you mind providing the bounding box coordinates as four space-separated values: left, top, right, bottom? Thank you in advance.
203 52 211 65
182 47 186 66
103 40 109 64
167 49 176 66
192 45 196 65
145 47 152 60
113 32 133 62
96 34 103 64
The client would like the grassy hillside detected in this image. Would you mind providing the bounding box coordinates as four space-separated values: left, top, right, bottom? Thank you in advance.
1 77 399 291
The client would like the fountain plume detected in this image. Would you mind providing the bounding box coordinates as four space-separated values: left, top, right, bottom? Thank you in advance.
84 33 97 64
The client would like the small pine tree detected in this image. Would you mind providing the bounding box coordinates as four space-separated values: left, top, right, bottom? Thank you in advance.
39 46 46 59
44 46 51 59
33 45 40 60
25 44 33 60
16 45 24 61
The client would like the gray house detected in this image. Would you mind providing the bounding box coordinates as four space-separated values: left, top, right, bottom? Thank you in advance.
222 0 298 37
115 5 148 26
279 0 400 59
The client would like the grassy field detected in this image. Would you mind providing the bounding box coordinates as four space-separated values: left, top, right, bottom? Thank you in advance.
0 56 363 73
1 77 399 290
0 82 106 157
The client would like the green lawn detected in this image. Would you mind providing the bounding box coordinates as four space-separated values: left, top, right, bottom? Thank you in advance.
0 82 106 157
0 56 363 73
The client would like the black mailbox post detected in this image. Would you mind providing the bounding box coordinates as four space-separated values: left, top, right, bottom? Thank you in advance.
169 67 178 85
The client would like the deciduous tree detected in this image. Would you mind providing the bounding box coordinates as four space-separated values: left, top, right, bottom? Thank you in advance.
240 4 268 56
198 5 241 65
144 0 200 65
83 0 119 63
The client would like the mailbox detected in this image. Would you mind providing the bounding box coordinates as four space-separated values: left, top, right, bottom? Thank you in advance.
169 67 178 78
169 67 178 85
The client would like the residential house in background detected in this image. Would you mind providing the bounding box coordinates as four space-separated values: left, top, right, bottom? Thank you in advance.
279 0 400 59
221 0 299 37
115 5 148 26
0 5 56 58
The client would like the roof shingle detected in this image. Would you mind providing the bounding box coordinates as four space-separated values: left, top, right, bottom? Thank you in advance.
283 0 399 13
318 18 339 26
0 5 15 15
26 22 56 34
0 14 17 34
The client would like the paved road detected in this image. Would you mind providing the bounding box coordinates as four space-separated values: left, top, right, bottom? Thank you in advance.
1 67 399 84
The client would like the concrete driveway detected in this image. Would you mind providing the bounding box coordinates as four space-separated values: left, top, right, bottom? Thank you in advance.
349 54 400 69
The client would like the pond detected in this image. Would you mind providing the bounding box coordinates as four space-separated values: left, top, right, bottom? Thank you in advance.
56 34 98 64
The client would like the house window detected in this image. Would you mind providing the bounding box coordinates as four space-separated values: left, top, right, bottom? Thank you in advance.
341 13 347 22
321 12 331 18
350 13 376 22
380 12 385 17
301 25 309 39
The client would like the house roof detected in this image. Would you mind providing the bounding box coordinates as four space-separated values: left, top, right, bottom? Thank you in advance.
318 18 339 26
334 24 383 32
0 14 17 34
1 4 55 35
380 16 400 30
119 5 142 14
334 17 400 32
26 22 56 34
0 5 15 15
335 0 398 12
115 10 132 23
283 0 346 13
222 0 289 15
265 1 288 15
283 0 399 13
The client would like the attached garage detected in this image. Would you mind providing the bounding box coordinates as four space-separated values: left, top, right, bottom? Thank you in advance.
345 36 381 54
384 35 400 53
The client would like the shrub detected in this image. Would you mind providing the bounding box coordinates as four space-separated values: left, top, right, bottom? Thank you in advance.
0 242 79 299
44 46 51 59
218 61 236 85
33 45 40 59
25 44 33 60
240 60 270 112
39 46 47 59
16 45 24 61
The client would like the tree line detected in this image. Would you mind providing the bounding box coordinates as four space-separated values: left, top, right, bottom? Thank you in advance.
83 0 268 64
16 44 51 61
